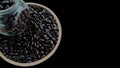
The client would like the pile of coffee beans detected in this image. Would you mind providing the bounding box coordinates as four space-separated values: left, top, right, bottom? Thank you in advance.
2 9 30 35
0 4 59 63
0 0 15 10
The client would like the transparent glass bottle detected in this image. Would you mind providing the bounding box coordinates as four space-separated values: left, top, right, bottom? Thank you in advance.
0 0 29 36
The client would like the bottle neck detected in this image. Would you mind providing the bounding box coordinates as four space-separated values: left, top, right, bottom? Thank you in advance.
0 0 27 16
0 0 16 16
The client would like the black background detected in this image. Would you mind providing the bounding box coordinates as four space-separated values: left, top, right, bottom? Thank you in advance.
0 0 66 68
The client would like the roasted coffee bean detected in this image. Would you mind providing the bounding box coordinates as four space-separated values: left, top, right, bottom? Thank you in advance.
0 4 3 9
0 4 59 63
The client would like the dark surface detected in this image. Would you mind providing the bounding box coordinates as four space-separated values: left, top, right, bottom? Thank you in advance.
0 0 66 67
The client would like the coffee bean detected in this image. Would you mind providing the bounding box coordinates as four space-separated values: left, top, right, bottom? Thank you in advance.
0 4 3 9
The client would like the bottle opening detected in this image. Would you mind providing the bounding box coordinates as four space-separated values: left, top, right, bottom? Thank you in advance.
0 0 16 10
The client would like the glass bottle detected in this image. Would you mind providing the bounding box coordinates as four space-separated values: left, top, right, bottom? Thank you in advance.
0 0 29 36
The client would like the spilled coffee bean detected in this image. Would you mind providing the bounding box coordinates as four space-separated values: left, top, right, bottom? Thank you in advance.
0 4 59 63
